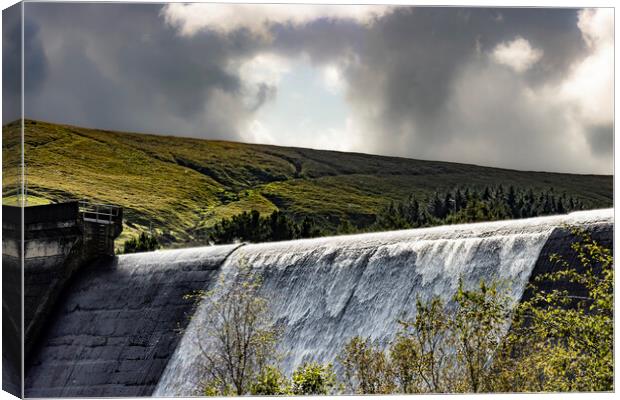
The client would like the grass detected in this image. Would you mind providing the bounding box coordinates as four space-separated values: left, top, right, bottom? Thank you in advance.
2 195 52 206
2 119 613 248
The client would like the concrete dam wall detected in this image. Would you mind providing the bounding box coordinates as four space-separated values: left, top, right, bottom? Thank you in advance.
3 201 123 397
25 209 613 397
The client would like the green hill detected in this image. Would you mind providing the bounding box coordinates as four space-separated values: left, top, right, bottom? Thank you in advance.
2 119 613 247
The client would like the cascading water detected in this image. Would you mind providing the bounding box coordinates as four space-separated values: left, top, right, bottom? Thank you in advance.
154 209 613 396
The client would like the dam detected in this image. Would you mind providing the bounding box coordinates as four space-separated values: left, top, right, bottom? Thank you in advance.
23 209 613 397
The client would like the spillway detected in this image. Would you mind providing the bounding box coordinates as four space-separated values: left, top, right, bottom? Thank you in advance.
155 209 613 396
26 209 613 397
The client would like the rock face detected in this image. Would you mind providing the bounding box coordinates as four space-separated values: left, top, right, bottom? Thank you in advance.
24 210 613 397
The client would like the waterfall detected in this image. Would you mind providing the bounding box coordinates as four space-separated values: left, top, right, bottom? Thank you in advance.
154 209 613 396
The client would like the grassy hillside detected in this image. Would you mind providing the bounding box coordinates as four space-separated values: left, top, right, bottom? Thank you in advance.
2 119 613 247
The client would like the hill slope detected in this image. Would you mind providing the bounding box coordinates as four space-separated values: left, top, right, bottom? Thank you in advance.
2 120 613 246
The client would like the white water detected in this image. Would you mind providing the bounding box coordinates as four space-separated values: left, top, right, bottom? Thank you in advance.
154 209 613 396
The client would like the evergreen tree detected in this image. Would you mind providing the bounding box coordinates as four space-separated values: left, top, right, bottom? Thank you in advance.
122 231 160 254
443 192 454 216
429 192 446 219
454 189 465 211
556 198 566 214
482 186 492 201
506 186 517 217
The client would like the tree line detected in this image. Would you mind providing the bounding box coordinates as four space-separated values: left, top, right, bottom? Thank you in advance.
203 210 324 245
189 230 612 395
203 186 587 246
373 185 586 231
122 185 589 252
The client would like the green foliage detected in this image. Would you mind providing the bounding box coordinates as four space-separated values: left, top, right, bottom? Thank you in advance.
492 228 614 392
391 297 453 393
204 210 323 244
339 230 613 394
338 282 511 394
250 365 290 395
203 185 593 246
191 262 281 396
339 337 395 394
191 262 340 397
451 281 511 392
290 362 339 395
121 231 159 254
374 186 587 231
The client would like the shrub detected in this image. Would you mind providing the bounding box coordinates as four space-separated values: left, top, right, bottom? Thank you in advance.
121 231 159 254
493 228 613 392
339 336 395 394
250 365 290 395
192 263 281 396
290 362 338 395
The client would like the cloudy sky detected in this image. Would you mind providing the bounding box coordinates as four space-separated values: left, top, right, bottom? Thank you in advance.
4 3 614 174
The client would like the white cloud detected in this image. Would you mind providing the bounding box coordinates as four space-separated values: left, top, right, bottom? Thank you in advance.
307 117 362 152
228 53 292 113
556 8 613 127
434 8 613 173
577 7 614 48
491 37 543 73
321 64 346 94
161 3 393 37
241 119 277 145
236 53 291 87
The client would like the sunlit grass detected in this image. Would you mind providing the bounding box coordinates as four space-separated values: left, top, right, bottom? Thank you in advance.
3 119 613 247
2 194 52 206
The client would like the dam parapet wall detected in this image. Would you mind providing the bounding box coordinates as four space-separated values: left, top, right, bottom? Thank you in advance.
2 201 123 359
25 244 242 398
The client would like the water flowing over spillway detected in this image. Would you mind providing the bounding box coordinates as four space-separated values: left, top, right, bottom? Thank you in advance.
154 209 613 396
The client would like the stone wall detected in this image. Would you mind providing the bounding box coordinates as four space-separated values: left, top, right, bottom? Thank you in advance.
2 202 123 364
2 208 23 398
25 244 242 397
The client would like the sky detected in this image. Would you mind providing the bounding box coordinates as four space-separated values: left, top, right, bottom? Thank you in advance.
2 3 614 174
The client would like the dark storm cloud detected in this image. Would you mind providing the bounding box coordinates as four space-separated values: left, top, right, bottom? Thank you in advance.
22 2 267 137
19 4 612 173
249 83 277 112
587 124 614 157
3 2 49 124
2 3 22 124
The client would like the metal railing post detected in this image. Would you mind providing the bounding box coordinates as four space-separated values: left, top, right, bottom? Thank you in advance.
78 200 120 225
